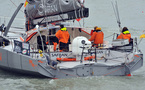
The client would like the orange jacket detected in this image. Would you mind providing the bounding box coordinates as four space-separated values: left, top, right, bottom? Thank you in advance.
55 30 70 43
89 31 104 45
117 33 131 42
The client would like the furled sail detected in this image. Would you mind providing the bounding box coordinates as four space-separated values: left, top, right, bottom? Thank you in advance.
24 0 89 30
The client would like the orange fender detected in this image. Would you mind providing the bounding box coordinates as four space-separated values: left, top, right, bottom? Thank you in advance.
57 55 96 62
57 58 76 61
84 56 95 60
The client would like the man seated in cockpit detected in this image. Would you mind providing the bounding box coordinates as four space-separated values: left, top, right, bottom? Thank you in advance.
117 27 131 43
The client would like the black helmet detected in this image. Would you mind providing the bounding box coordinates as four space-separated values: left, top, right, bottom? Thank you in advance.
60 25 64 29
122 27 128 33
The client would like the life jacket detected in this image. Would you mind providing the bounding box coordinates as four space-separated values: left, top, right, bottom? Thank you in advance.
117 33 131 42
55 28 70 44
89 30 104 45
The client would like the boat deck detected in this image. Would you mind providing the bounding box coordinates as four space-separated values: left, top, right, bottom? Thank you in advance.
3 42 134 69
57 51 134 69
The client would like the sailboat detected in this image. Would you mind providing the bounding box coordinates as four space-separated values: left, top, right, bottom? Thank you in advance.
0 0 143 79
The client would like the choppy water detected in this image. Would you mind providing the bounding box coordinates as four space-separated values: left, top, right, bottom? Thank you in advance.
0 0 145 90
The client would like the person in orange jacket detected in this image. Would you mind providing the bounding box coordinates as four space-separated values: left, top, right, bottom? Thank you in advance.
89 26 104 47
55 25 70 52
117 27 131 42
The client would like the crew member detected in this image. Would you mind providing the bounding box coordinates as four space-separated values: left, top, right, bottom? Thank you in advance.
55 25 70 52
117 27 131 42
90 26 98 35
89 26 104 47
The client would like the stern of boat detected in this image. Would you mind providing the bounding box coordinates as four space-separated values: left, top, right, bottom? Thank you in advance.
124 53 143 76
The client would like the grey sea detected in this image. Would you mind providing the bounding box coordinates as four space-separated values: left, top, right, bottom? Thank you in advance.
0 0 145 90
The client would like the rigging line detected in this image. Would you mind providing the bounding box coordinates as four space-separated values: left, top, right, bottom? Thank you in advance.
103 56 139 76
8 31 24 35
111 1 118 22
4 17 6 25
44 0 51 54
104 66 124 76
115 1 120 23
9 0 24 13
105 56 125 60
115 1 121 27
0 16 25 21
111 1 121 28
78 21 82 27
83 17 85 27
73 0 78 19
37 25 45 52
10 0 17 8
11 26 25 29
110 51 133 63
107 51 128 60
41 0 51 56
137 38 143 47
105 59 125 63
80 7 85 27
104 33 114 39
103 55 135 76
73 0 81 27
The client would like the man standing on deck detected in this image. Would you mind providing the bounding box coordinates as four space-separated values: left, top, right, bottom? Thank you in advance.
55 25 70 52
89 26 104 47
